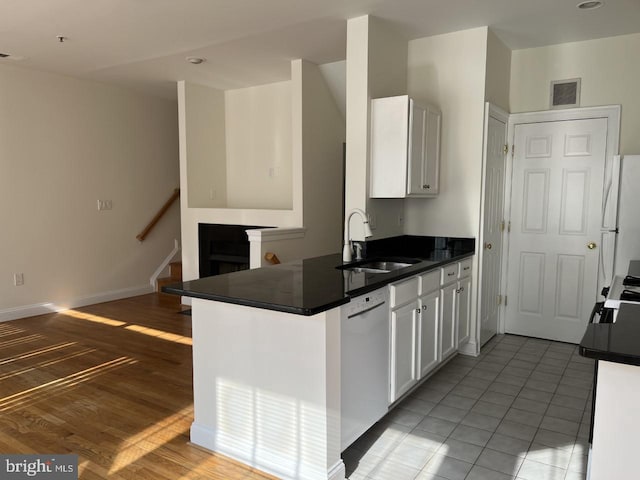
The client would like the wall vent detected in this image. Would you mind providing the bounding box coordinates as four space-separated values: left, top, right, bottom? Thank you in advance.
550 78 581 109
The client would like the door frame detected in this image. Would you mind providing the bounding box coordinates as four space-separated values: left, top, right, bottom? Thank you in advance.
500 105 621 334
478 102 509 347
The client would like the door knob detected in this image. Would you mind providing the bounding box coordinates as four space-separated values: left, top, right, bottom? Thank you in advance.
484 243 493 250
587 242 597 250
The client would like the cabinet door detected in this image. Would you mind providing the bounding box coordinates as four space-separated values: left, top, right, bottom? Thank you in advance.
390 301 419 403
440 283 458 360
423 106 441 195
408 101 427 195
417 291 439 379
408 102 441 197
457 275 472 345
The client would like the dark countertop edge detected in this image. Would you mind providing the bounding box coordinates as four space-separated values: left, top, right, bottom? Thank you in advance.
162 286 350 316
578 345 640 367
579 303 640 367
165 251 474 316
344 252 475 298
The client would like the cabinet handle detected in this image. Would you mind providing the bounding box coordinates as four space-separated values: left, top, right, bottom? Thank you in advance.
415 308 421 314
448 272 455 276
460 286 464 292
422 305 427 311
463 266 470 271
423 184 431 189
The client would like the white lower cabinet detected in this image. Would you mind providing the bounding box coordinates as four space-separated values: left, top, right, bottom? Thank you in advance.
417 290 439 378
457 274 472 345
390 300 419 401
389 257 474 404
440 282 458 360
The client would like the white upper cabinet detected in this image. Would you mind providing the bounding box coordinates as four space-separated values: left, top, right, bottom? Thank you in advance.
370 95 441 198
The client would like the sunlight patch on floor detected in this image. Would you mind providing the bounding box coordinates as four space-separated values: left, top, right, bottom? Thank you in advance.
125 324 192 345
64 309 192 345
109 406 193 474
0 347 96 381
63 310 126 327
0 342 77 366
0 356 137 412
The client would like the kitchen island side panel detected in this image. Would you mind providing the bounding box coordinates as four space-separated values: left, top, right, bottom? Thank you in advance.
190 298 345 480
590 360 640 480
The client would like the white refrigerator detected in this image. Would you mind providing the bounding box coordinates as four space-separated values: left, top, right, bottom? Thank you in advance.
599 154 640 296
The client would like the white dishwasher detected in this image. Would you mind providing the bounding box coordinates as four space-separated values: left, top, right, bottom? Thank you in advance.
340 287 389 451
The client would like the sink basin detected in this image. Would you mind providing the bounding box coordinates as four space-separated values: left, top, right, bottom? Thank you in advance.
337 257 421 274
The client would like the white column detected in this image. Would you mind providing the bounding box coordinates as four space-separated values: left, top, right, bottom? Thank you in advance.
190 298 345 480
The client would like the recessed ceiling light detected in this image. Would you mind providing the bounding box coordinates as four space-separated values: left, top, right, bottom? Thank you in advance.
186 57 205 65
577 1 604 10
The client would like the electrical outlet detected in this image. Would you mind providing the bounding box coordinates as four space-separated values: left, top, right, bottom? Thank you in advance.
14 273 24 286
369 213 377 229
97 200 113 211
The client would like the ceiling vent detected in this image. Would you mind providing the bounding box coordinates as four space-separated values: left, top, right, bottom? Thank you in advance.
550 78 581 109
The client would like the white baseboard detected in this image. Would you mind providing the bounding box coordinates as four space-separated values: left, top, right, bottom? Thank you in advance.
191 422 345 480
458 339 480 357
328 460 347 480
0 284 154 322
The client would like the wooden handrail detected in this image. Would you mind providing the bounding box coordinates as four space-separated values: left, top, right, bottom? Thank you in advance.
136 188 180 242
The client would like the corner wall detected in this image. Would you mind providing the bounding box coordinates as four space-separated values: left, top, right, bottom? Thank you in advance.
405 27 488 238
345 15 406 242
0 64 180 320
510 32 640 155
296 60 345 258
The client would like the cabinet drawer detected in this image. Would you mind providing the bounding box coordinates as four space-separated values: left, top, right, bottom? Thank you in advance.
419 270 440 295
441 264 458 284
390 277 420 308
459 259 472 278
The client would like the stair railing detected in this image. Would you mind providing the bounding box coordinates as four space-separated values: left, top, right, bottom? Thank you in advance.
137 188 180 242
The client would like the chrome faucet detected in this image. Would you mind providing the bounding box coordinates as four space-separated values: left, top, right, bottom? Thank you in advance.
343 208 373 262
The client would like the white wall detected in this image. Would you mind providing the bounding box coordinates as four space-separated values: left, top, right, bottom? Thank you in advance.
345 15 406 241
178 81 298 282
297 60 345 258
225 81 293 209
0 64 180 319
405 27 488 238
178 59 344 281
185 83 227 208
510 32 640 155
485 29 512 113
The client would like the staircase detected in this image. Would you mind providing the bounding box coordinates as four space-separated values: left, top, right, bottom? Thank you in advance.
157 261 182 303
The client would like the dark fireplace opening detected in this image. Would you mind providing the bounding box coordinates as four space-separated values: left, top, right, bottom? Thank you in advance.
198 223 268 278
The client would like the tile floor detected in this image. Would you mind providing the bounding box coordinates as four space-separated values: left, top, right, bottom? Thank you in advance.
342 334 594 480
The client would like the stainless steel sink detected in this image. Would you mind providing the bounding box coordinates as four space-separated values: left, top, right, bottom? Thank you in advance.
337 258 420 274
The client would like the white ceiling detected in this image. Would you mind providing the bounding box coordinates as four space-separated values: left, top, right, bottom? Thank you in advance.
1 0 639 99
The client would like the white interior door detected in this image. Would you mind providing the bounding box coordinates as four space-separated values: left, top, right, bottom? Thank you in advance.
480 107 507 346
506 118 607 343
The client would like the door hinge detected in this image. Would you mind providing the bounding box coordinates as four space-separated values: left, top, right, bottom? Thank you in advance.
500 220 506 232
508 221 511 233
497 295 502 305
504 295 508 306
503 144 509 155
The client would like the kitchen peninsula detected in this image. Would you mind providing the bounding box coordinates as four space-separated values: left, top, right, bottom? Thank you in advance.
165 236 474 480
580 302 640 480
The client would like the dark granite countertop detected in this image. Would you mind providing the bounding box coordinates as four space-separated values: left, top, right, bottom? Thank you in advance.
579 303 640 366
164 236 475 316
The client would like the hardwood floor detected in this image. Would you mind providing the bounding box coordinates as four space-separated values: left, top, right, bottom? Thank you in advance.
0 294 276 480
